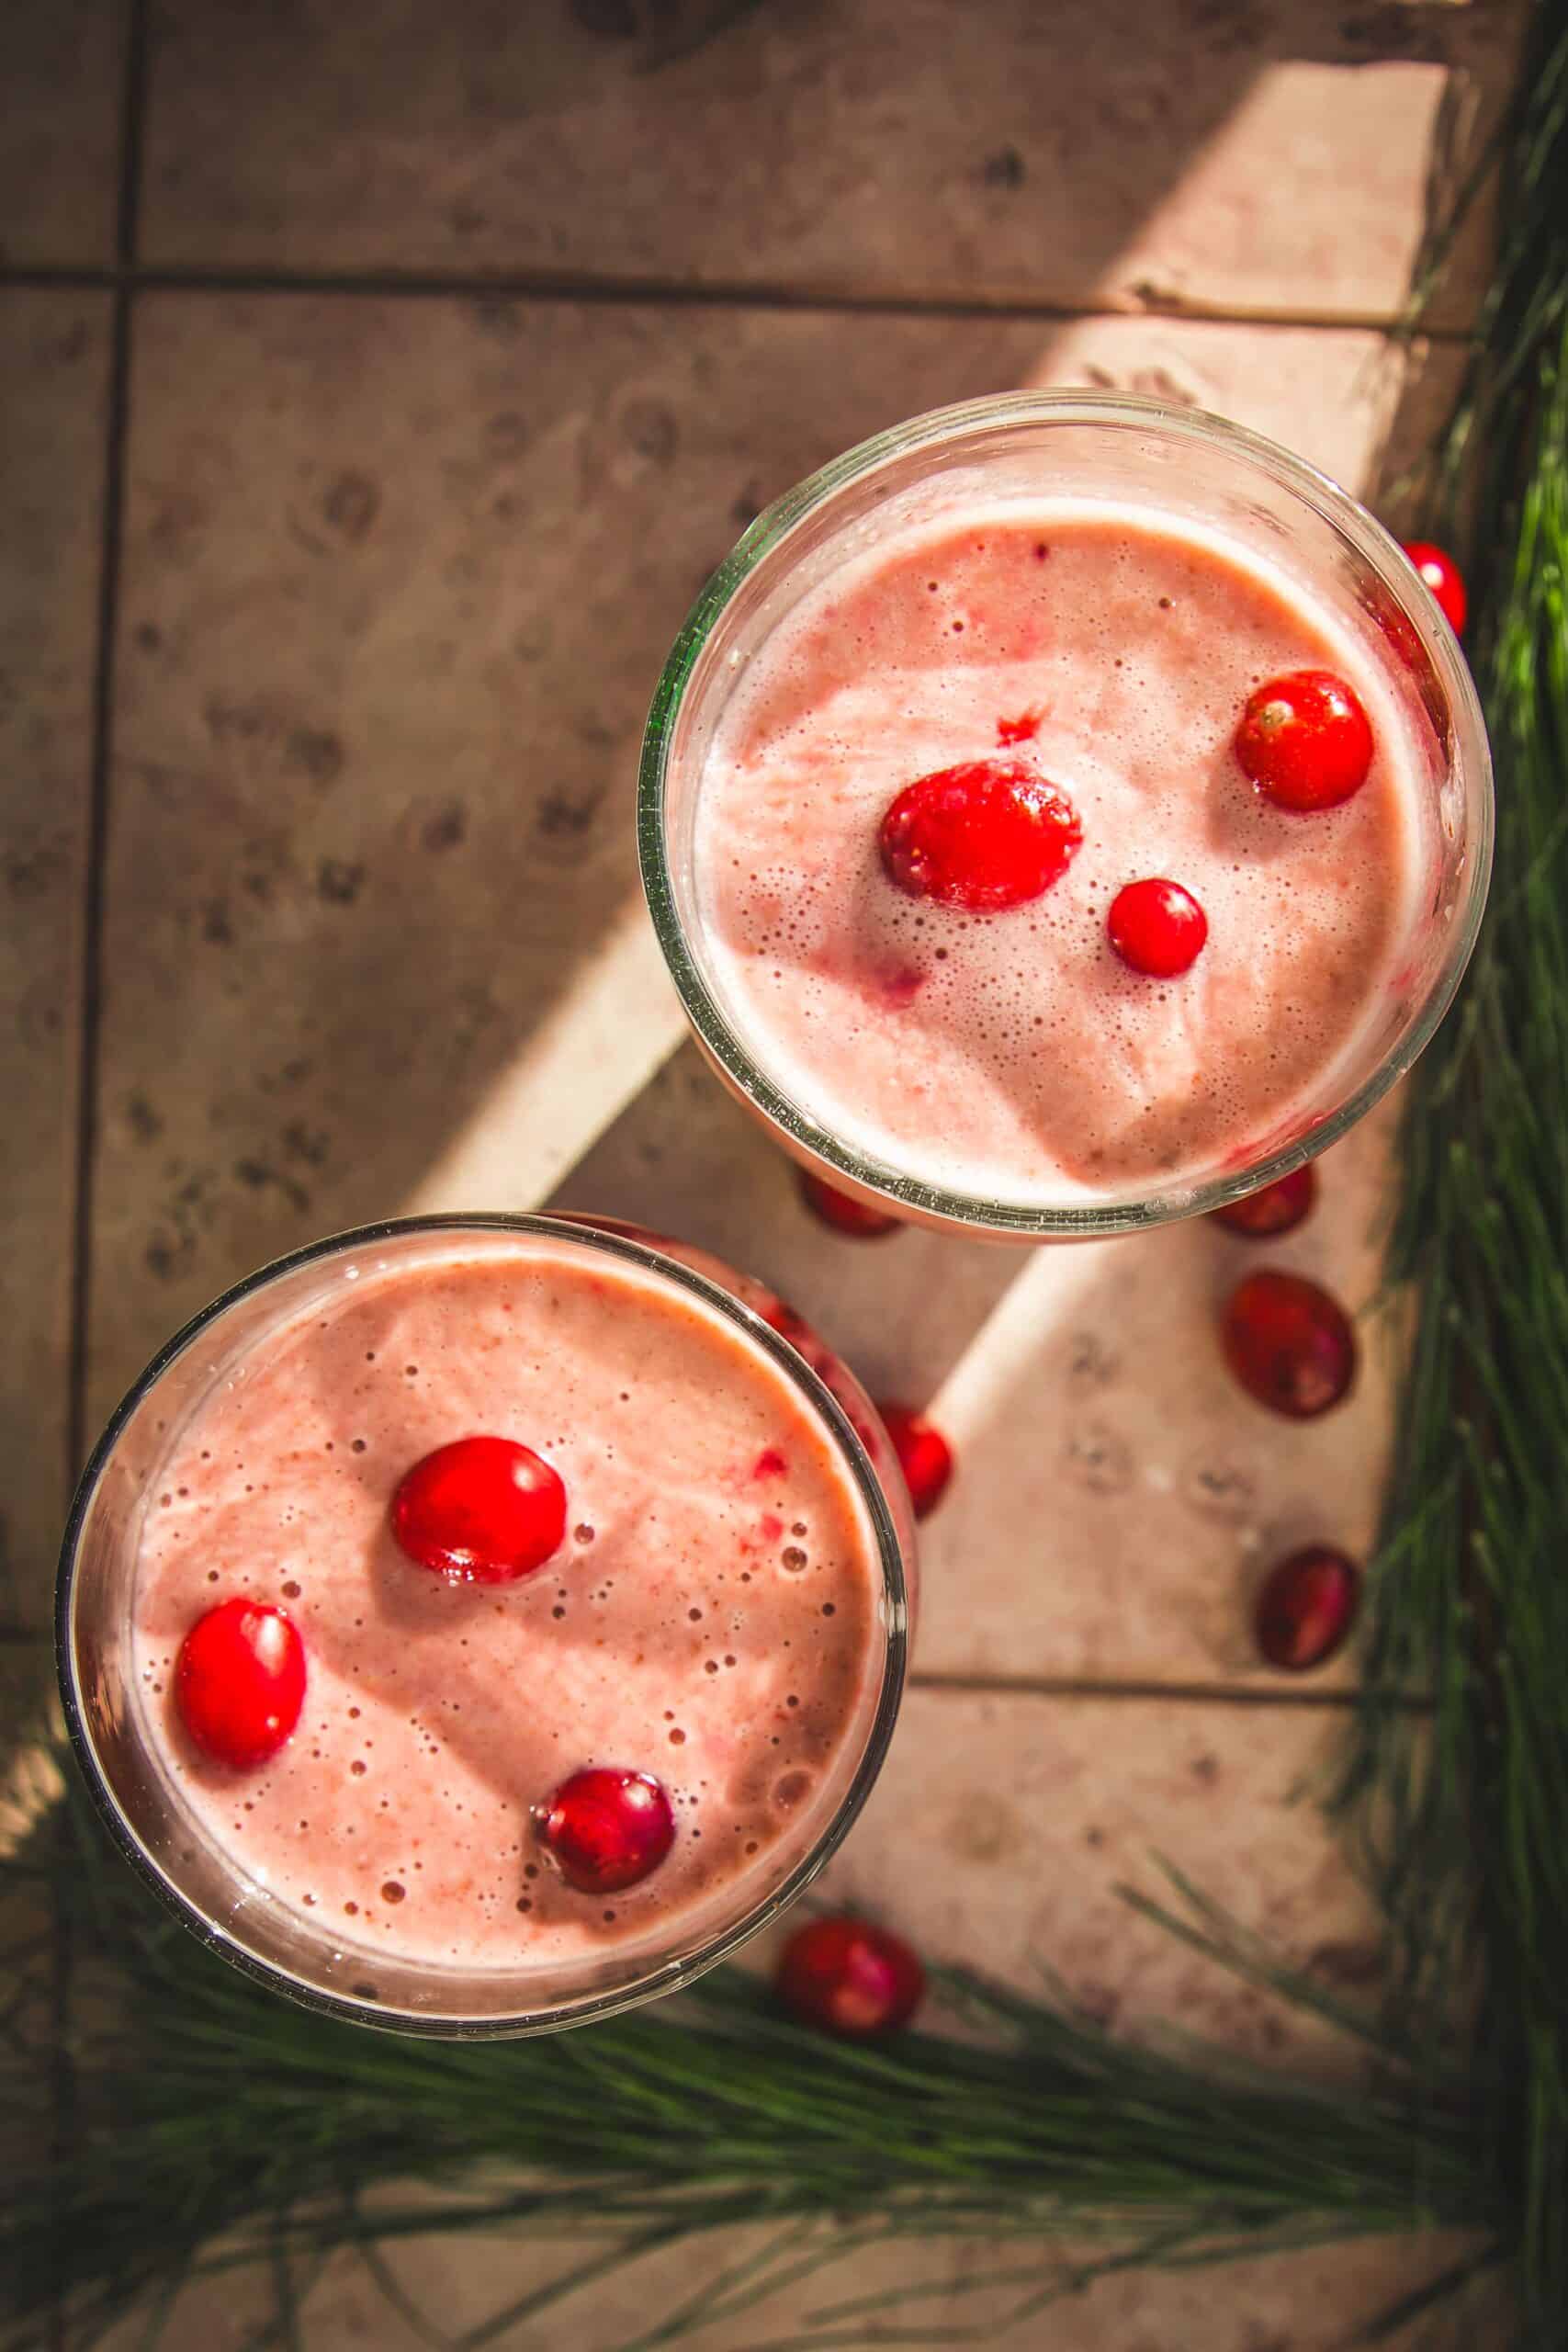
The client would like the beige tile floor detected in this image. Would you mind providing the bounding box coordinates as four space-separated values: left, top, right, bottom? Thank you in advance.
2 1 1522 2345
138 0 1508 328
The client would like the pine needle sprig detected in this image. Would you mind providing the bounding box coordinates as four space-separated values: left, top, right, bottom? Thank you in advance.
0 1781 1498 2352
1335 3 1568 2339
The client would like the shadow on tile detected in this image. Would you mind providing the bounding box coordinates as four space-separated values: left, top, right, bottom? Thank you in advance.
90 298 1066 1420
138 0 1518 331
550 1038 1404 1690
89 253 1462 1452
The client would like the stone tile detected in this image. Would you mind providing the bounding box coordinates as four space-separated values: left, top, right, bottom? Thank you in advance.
89 293 1025 1426
94 2231 938 2352
937 2232 1502 2349
139 0 1522 330
0 0 128 268
801 1689 1393 2068
916 1112 1404 1690
0 292 111 1625
99 2218 1496 2351
91 297 1443 1433
555 1040 1403 1690
1018 313 1466 533
92 2244 439 2352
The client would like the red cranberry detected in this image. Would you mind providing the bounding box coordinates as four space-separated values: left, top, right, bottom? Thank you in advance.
775 1915 926 2037
1221 1270 1357 1419
877 1402 953 1520
1235 670 1374 812
873 961 926 1007
175 1600 306 1770
1213 1163 1317 1238
878 756 1081 911
391 1436 566 1582
537 1768 675 1894
1107 877 1208 977
1400 540 1467 636
758 1294 818 1355
797 1168 902 1238
1255 1544 1360 1671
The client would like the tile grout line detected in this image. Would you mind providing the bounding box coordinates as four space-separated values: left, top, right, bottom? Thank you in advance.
65 0 147 1600
53 8 152 2350
908 1670 1428 1713
0 259 1476 345
0 1621 1425 1710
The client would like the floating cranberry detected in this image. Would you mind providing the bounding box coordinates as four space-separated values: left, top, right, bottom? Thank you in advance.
1213 1163 1317 1238
1235 670 1374 812
775 1915 926 2037
391 1435 566 1582
797 1168 902 1238
1255 1544 1360 1671
1400 540 1467 637
175 1600 306 1770
1221 1270 1357 1419
537 1768 675 1894
879 756 1081 911
1108 877 1208 978
877 1402 953 1520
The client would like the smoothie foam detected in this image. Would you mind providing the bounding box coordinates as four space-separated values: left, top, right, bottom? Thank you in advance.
130 1233 884 1973
692 500 1427 1204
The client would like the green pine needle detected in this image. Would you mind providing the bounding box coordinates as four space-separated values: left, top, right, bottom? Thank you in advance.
0 1776 1503 2352
1333 3 1568 2339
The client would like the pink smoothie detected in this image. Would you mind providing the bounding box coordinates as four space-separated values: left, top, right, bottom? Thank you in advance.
130 1232 885 1973
693 503 1427 1204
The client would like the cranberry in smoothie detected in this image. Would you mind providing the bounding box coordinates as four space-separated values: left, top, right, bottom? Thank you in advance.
129 1230 889 1978
690 502 1427 1206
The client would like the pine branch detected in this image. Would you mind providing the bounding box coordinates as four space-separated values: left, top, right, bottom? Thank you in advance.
0 1775 1501 2352
1335 5 1568 2341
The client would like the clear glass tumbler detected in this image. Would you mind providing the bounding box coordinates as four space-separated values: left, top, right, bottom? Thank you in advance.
638 392 1493 1239
57 1214 913 2038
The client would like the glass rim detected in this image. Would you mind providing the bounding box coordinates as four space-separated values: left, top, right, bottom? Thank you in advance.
55 1211 910 2039
637 389 1495 1238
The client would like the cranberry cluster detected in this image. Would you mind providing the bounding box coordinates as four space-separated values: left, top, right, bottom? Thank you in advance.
174 1438 677 1897
875 661 1388 985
